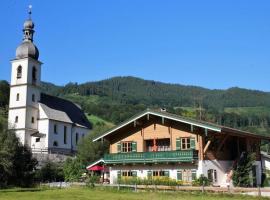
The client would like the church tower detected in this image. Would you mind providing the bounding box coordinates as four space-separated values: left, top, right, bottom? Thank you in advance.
8 7 42 146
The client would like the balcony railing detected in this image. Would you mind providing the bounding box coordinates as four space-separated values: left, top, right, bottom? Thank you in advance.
104 150 198 164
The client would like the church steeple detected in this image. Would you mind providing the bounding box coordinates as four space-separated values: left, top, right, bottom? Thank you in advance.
16 5 39 60
23 5 35 42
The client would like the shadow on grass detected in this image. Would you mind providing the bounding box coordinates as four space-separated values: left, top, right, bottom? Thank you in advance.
0 187 49 193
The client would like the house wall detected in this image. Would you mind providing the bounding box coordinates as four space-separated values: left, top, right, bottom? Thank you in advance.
109 164 197 184
110 122 198 153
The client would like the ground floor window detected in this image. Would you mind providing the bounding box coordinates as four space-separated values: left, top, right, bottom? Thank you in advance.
122 171 133 177
117 170 137 178
177 169 196 182
149 170 169 177
207 169 217 183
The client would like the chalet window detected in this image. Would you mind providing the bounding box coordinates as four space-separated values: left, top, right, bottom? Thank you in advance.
53 141 58 147
176 137 195 150
36 138 40 143
54 124 58 134
152 170 169 177
207 169 217 183
181 138 191 150
16 93 20 101
31 117 34 123
32 94 35 102
64 126 67 144
122 171 133 177
76 133 79 145
17 66 22 79
122 142 132 152
117 141 137 153
32 67 37 83
15 116 18 123
177 170 196 182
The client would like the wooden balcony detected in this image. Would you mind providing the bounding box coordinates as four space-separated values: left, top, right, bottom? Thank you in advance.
104 150 198 164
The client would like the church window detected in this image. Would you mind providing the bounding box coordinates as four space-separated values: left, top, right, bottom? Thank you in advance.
31 117 35 123
32 67 37 83
15 116 18 123
32 94 35 102
63 126 67 144
76 133 79 145
53 141 58 147
54 124 58 134
16 93 20 101
17 66 22 79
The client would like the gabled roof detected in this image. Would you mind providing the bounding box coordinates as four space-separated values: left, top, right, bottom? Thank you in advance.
40 93 92 129
93 109 270 142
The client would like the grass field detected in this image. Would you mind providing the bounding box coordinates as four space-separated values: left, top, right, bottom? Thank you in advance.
0 187 268 200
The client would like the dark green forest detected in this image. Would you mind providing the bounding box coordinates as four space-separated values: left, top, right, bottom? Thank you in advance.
1 77 270 135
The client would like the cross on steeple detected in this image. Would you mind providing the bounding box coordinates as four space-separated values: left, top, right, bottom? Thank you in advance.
28 5 32 19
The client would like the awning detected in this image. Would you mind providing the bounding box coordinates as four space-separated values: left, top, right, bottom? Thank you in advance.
87 165 104 171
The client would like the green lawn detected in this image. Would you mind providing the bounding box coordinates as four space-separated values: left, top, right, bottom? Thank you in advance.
0 187 268 200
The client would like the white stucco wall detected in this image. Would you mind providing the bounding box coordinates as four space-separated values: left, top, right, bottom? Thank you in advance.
109 164 197 184
48 120 72 149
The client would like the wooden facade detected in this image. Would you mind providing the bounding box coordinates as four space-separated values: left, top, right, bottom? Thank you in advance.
91 109 270 186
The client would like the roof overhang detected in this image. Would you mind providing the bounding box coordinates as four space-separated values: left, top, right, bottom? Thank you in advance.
86 159 104 170
93 109 222 142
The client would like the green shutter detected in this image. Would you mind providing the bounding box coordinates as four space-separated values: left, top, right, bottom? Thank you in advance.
147 171 152 178
164 171 170 177
176 138 181 150
177 171 182 180
190 137 196 149
192 170 197 180
117 171 121 179
132 141 137 152
132 171 137 177
117 142 121 153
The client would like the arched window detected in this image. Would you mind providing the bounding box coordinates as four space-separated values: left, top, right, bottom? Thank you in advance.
53 141 58 147
17 66 22 79
32 67 37 83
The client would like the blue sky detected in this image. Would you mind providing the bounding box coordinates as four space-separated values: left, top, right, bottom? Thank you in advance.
1 1 270 91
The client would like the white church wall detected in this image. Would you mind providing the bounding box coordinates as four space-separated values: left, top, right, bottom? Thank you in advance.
8 108 26 129
25 108 39 130
39 104 48 119
26 85 40 107
10 59 29 86
9 85 27 108
33 119 49 150
48 120 72 150
71 126 90 151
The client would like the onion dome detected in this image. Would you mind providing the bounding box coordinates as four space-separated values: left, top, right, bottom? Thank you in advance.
16 41 39 59
15 5 39 60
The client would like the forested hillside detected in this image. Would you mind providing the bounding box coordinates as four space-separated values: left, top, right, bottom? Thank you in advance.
1 77 270 135
40 76 270 136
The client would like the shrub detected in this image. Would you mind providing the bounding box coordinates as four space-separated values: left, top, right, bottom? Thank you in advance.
118 176 183 186
192 175 210 186
86 175 99 188
34 161 64 183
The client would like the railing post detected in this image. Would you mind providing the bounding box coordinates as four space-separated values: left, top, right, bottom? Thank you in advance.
201 180 205 193
258 185 261 197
